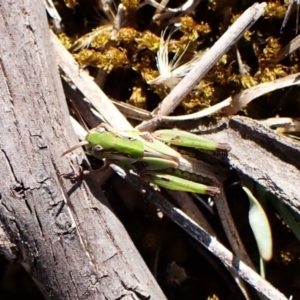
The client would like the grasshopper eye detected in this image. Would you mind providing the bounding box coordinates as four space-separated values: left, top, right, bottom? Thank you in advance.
92 145 104 154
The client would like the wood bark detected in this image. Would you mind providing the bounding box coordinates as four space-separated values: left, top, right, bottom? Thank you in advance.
200 116 300 215
0 0 167 299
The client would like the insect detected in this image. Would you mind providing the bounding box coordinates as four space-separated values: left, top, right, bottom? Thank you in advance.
64 123 231 196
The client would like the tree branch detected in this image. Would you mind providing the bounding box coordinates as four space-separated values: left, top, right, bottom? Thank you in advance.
0 0 166 299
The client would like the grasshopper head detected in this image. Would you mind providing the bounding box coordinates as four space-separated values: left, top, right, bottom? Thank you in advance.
85 129 116 149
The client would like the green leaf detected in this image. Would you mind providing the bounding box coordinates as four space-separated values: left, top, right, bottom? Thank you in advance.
242 186 273 261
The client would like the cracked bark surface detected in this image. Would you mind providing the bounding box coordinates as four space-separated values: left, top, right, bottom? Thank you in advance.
0 0 167 299
199 116 300 215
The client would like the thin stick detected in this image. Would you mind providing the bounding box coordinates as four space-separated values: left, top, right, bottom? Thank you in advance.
223 72 300 115
44 0 62 31
137 2 266 131
272 33 300 63
281 0 293 32
161 72 300 121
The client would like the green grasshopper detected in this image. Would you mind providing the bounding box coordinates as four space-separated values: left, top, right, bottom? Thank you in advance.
64 123 231 196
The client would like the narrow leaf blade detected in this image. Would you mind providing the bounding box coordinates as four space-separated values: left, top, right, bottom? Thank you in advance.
243 186 273 261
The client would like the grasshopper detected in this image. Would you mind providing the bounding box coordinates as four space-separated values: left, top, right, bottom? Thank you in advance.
64 123 231 196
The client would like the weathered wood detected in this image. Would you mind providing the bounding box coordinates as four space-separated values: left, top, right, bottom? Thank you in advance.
200 116 300 215
0 0 167 299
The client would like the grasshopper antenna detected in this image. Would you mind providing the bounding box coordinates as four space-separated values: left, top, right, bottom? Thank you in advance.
62 141 89 156
69 99 89 132
62 100 90 156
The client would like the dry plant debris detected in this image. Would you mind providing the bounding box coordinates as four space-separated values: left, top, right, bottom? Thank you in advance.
57 0 300 125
